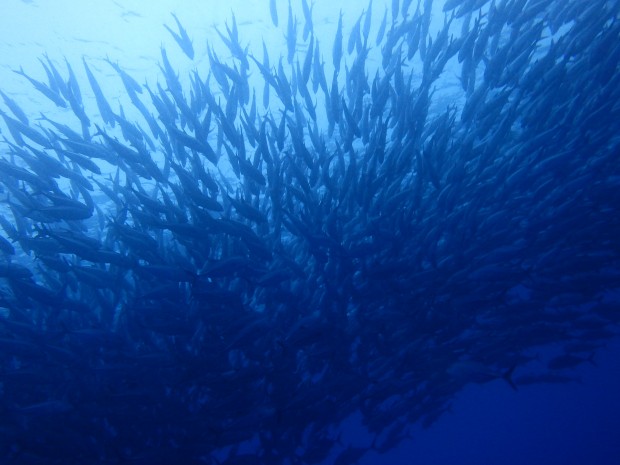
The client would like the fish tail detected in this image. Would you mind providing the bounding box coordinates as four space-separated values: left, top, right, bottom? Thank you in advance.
502 364 518 391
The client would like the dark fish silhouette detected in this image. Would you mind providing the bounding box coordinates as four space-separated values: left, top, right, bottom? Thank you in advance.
164 13 194 60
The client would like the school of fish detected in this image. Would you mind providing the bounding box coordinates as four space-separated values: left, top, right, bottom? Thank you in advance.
0 0 619 463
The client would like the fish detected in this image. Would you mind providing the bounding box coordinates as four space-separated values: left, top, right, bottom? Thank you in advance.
105 57 143 96
392 0 400 23
286 0 297 64
0 0 618 462
0 110 50 148
41 53 70 98
214 13 249 69
301 0 314 40
348 13 363 55
334 443 373 465
0 89 29 125
164 13 194 60
376 7 388 46
333 10 343 74
448 360 518 391
269 0 278 27
363 0 373 42
548 353 597 370
82 58 116 127
12 66 66 107
301 35 314 86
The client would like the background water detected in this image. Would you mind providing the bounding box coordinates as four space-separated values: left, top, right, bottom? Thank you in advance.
368 338 620 464
1 0 619 463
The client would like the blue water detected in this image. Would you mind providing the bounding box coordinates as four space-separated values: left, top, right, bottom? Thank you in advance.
369 339 620 464
1 0 619 464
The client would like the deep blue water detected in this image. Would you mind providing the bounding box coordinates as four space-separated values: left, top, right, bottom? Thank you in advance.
1 0 619 464
363 339 620 464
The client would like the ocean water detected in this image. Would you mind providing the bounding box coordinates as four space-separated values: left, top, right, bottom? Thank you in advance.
0 0 619 464
366 338 620 464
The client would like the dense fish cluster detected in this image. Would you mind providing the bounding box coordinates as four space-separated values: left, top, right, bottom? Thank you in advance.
1 0 619 463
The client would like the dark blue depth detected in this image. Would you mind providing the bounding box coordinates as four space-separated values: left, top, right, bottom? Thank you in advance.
0 0 619 464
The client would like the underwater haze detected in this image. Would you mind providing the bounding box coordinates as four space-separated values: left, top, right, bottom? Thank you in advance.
1 0 620 463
